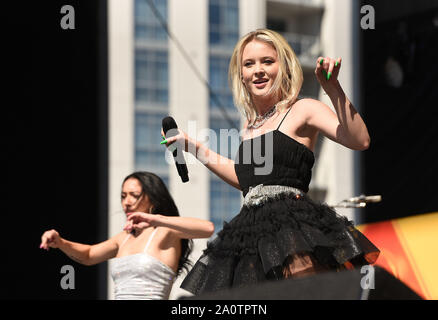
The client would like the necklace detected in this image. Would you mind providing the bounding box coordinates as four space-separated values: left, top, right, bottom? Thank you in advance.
248 105 277 129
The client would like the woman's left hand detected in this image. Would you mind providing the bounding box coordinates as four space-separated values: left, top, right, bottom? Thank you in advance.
124 212 158 232
315 56 342 92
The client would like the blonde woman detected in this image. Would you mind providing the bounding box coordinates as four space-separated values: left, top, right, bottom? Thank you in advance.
162 29 379 295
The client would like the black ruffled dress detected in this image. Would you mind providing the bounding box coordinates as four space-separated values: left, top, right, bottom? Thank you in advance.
181 112 380 296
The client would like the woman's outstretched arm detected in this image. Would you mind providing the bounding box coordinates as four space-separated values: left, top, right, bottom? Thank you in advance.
124 212 215 239
162 128 242 190
40 229 121 266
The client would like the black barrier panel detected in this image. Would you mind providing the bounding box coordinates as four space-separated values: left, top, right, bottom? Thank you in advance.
181 266 422 300
361 0 438 223
3 1 108 299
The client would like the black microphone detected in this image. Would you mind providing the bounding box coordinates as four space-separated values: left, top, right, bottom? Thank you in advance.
162 116 189 183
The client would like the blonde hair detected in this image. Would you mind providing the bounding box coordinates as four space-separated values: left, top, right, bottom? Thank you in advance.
228 29 303 126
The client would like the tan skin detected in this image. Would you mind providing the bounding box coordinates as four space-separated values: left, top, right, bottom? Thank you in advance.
162 39 370 191
40 178 214 273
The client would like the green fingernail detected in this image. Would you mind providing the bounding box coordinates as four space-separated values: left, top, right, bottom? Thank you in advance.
162 135 166 140
335 61 339 67
320 59 324 65
327 72 332 80
160 139 168 145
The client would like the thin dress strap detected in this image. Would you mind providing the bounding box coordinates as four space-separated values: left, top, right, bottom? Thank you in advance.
277 107 293 131
119 234 131 249
143 228 158 252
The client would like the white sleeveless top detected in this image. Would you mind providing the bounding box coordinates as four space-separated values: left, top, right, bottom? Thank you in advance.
110 228 176 300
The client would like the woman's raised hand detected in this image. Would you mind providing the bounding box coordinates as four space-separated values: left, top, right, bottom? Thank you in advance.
161 127 193 153
40 229 62 251
315 56 342 92
124 212 158 233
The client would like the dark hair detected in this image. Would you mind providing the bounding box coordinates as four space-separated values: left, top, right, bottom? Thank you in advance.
122 171 193 276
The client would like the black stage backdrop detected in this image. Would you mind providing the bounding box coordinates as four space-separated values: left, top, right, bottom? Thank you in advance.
361 0 438 223
3 1 108 299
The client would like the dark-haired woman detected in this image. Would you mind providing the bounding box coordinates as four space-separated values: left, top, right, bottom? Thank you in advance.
40 171 214 300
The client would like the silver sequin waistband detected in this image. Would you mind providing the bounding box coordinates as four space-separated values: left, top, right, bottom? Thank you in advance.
243 184 304 207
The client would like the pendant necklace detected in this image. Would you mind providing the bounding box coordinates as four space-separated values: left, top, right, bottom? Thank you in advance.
248 105 277 129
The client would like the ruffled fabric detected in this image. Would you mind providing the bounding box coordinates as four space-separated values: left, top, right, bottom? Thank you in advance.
180 193 380 295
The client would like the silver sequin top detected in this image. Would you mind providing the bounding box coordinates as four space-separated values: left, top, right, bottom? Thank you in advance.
110 228 176 300
243 184 304 207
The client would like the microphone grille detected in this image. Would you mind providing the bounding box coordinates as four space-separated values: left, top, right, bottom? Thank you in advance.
162 116 178 134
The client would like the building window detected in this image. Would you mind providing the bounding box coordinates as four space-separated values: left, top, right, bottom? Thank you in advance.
209 0 239 48
209 0 241 233
135 0 168 41
209 56 235 110
134 112 168 173
209 116 241 160
135 50 168 104
208 116 241 234
210 178 242 233
134 0 169 182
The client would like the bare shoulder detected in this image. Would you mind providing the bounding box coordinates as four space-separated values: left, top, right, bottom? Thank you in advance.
155 226 181 249
280 98 324 125
113 231 129 246
159 226 181 239
294 98 328 112
149 226 174 240
294 98 334 121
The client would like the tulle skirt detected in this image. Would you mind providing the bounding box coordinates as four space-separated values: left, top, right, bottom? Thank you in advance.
181 192 380 295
